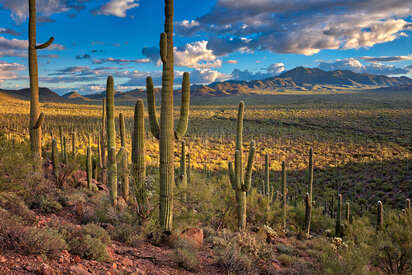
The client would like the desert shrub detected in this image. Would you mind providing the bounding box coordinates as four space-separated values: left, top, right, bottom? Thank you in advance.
109 223 144 247
0 192 35 223
31 195 63 214
82 223 111 245
276 243 296 256
214 231 274 274
174 239 200 271
278 254 294 266
69 234 110 262
371 211 412 274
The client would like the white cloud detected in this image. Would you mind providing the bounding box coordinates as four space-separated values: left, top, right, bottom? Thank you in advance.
0 36 64 57
0 60 25 83
177 0 412 56
92 57 150 64
360 54 412 62
190 69 230 84
94 0 139 17
175 41 222 69
318 58 410 75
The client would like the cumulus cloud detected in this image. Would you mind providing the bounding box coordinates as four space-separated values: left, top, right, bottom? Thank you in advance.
92 57 150 64
231 62 285 81
175 41 222 69
0 0 88 23
190 69 230 84
93 0 139 17
318 58 410 75
177 0 412 56
0 60 24 83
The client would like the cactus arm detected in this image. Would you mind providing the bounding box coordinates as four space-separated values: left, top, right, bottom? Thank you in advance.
243 141 255 192
146 76 160 139
160 32 168 63
32 112 44 130
175 72 190 139
228 161 236 190
35 37 54 49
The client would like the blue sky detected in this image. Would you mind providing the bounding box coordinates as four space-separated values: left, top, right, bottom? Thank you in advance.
0 0 411 94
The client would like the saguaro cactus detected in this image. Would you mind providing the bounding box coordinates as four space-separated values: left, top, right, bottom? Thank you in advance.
132 99 148 216
377 201 383 231
51 139 58 178
118 113 130 202
86 143 92 190
304 148 313 235
304 192 312 237
346 202 351 223
106 76 117 206
146 0 191 233
264 153 270 198
406 199 411 212
179 141 188 201
72 130 76 157
63 137 68 164
29 0 53 162
281 161 287 231
187 152 191 184
228 101 256 231
100 99 107 185
335 194 343 236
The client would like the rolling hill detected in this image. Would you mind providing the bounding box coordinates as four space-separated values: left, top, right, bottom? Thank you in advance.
1 67 411 102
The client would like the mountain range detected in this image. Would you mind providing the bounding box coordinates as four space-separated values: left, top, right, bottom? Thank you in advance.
1 67 411 103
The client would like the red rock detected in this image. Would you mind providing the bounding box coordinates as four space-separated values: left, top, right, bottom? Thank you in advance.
69 264 91 275
179 228 204 248
73 255 81 264
120 257 133 266
0 255 6 263
40 263 56 275
112 263 117 269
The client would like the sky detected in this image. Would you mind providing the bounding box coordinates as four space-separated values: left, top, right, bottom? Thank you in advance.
0 0 411 94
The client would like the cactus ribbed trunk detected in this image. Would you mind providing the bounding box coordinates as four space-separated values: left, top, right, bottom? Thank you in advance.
29 0 52 164
281 161 287 231
228 102 255 231
304 148 313 235
106 76 117 206
86 144 92 190
180 141 187 201
119 113 129 202
132 99 147 215
406 199 411 212
100 99 107 185
158 0 175 233
346 202 350 223
377 201 383 231
304 192 312 236
264 153 269 197
63 137 68 164
336 194 342 236
51 139 58 178
187 152 191 184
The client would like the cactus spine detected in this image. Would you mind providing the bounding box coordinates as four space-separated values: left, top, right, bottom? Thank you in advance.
146 0 191 233
132 99 147 216
86 143 92 190
228 101 256 231
281 161 287 231
304 148 313 235
51 139 58 178
336 194 342 236
264 153 269 198
29 0 53 162
106 76 117 206
377 201 383 231
119 113 130 202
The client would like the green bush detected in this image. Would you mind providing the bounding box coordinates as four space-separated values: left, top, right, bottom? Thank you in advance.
174 239 200 271
69 234 110 262
278 254 294 266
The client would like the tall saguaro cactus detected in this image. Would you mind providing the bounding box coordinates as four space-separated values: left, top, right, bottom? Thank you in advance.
118 113 130 202
304 148 313 236
106 76 117 206
100 99 107 185
228 101 256 231
29 0 53 163
146 0 191 233
336 194 343 236
377 201 383 231
264 153 270 198
132 99 148 216
281 161 287 231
